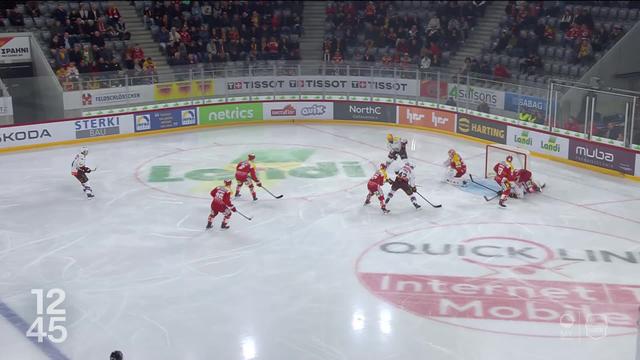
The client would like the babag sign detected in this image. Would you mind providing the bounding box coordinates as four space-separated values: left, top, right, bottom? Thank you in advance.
263 102 333 120
457 115 506 144
569 138 636 175
134 108 198 132
199 103 263 125
74 114 134 139
504 92 547 113
63 85 154 110
217 76 417 97
507 126 569 158
398 106 455 132
449 85 505 109
0 36 31 63
334 102 396 123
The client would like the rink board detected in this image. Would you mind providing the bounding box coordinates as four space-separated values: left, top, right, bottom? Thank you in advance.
1 99 639 180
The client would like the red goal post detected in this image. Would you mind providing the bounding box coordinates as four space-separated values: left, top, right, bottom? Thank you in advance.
485 144 530 178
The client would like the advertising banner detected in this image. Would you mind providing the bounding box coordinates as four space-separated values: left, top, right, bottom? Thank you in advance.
134 108 197 132
457 115 507 144
398 106 455 132
448 84 505 109
0 96 13 116
263 102 333 120
154 80 215 101
334 102 396 123
506 126 569 158
217 76 417 97
63 85 154 110
73 114 134 139
0 121 74 148
636 154 640 177
504 92 547 113
199 103 263 125
0 36 31 63
419 80 448 99
568 138 636 175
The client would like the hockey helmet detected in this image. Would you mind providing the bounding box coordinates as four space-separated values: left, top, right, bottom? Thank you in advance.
448 149 455 158
379 163 387 169
80 146 89 155
248 153 256 160
110 351 123 360
405 161 414 169
506 155 513 163
386 133 394 142
224 179 233 187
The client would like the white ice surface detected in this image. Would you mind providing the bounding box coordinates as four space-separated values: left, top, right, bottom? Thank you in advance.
0 123 639 360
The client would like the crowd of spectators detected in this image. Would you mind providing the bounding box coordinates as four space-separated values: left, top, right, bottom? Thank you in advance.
39 2 158 89
487 1 631 79
323 1 487 70
143 1 303 66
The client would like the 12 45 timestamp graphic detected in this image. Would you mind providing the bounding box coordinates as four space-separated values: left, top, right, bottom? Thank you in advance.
26 288 67 343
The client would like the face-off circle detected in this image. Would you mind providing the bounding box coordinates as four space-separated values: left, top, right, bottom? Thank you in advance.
356 222 640 338
136 143 375 200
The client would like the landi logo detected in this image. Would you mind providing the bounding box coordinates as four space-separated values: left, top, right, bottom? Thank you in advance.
540 136 561 153
356 223 640 337
140 145 371 199
513 130 533 146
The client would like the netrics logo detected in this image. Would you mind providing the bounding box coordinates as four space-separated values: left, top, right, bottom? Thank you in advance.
209 107 255 121
575 146 614 162
0 129 51 143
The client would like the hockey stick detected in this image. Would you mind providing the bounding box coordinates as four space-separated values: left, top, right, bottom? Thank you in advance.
469 174 500 194
236 209 253 221
415 191 442 208
259 185 283 199
484 192 501 202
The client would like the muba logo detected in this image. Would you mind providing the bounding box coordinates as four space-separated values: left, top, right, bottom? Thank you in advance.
576 146 614 162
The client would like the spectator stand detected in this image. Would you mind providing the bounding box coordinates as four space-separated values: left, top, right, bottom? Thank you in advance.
134 1 303 69
481 1 639 84
323 1 484 73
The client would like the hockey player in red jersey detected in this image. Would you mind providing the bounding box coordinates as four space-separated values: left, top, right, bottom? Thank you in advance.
365 163 391 213
512 168 545 198
442 149 467 186
71 146 95 198
235 153 262 201
385 162 421 209
493 155 516 207
206 179 237 230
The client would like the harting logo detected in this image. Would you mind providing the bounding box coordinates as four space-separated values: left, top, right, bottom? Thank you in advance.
458 118 470 132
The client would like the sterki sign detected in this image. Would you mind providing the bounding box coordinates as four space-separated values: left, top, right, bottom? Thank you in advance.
398 106 455 132
357 223 640 337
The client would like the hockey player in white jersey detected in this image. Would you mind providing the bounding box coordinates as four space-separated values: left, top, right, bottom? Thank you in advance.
385 133 408 167
71 146 95 198
385 162 421 209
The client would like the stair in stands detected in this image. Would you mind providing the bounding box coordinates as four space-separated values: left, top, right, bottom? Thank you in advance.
120 3 172 82
447 0 509 73
299 0 327 62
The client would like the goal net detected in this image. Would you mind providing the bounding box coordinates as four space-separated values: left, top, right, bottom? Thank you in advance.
485 144 530 178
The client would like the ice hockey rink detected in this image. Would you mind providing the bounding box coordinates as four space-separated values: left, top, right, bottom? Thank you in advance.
1 123 639 360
